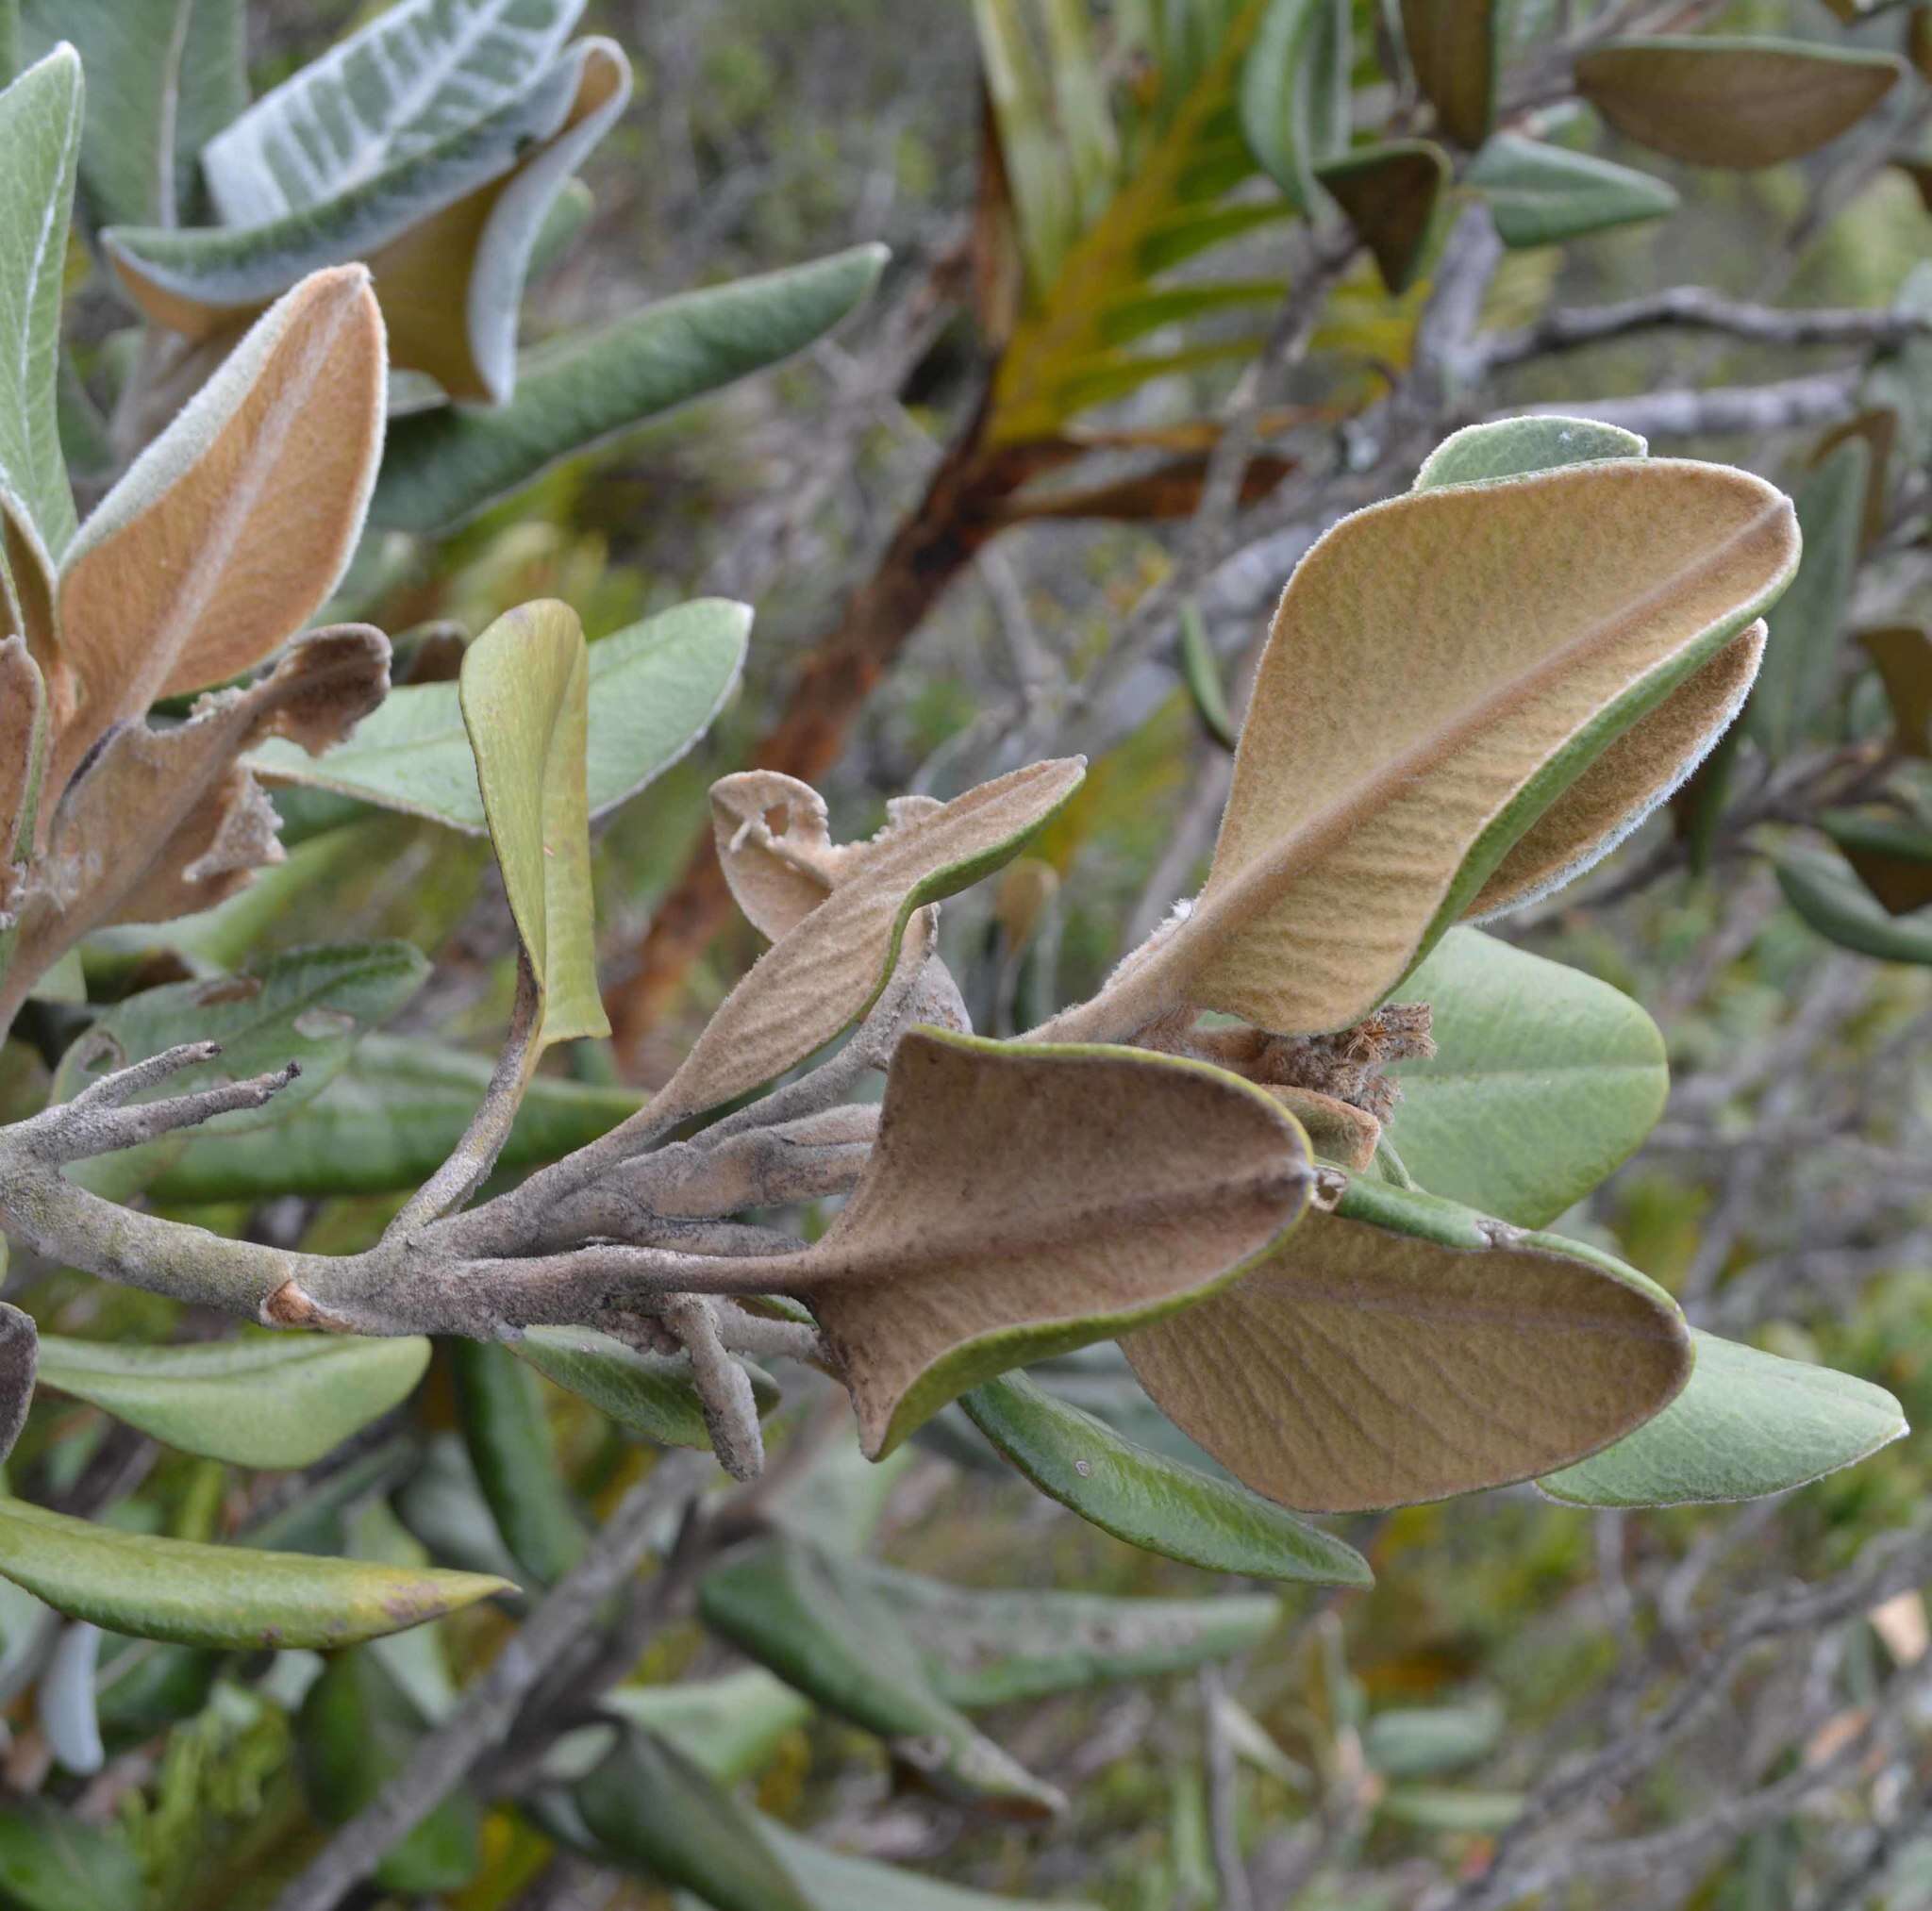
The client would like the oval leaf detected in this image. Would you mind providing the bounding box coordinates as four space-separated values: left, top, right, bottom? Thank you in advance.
1399 0 1497 148
1124 1177 1690 1513
249 599 749 832
1575 38 1902 170
963 1371 1371 1584
1382 928 1667 1226
1413 416 1647 489
791 1029 1312 1458
0 1499 510 1648
1539 1330 1907 1506
1466 134 1678 248
34 1333 430 1469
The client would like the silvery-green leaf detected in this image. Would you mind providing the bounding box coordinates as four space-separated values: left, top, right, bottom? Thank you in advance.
1466 134 1677 247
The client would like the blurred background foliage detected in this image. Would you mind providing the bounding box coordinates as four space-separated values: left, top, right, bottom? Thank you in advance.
12 0 1932 1905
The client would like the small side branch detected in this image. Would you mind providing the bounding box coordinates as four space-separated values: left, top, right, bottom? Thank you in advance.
1497 370 1860 440
1475 288 1932 374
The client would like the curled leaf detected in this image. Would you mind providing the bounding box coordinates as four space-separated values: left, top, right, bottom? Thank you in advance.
1858 625 1932 757
791 1029 1312 1457
1124 1177 1690 1513
1779 845 1932 964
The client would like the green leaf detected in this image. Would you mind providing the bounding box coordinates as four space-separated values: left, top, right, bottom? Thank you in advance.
1315 140 1449 296
1124 1177 1690 1513
575 1728 813 1911
369 245 888 532
0 1498 510 1648
591 1670 811 1785
857 1561 1283 1707
0 45 81 578
1819 808 1932 915
150 1034 641 1204
1540 1330 1907 1506
1466 133 1678 247
20 0 243 226
1399 0 1498 148
1240 0 1350 214
1574 38 1903 170
1364 1694 1504 1779
1378 1786 1524 1835
459 600 607 1050
34 1333 430 1470
450 1340 585 1589
1179 598 1236 747
1778 845 1932 963
250 599 750 832
961 1371 1371 1585
0 1301 32 1466
198 0 585 225
0 1804 141 1911
1413 415 1647 489
299 1647 480 1894
745 1818 1102 1911
698 1534 1065 1817
510 1325 778 1453
1383 928 1667 1226
1747 440 1868 759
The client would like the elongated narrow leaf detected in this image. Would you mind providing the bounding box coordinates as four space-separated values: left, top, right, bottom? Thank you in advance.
370 245 887 530
1779 846 1932 963
1466 134 1678 247
1399 0 1497 148
859 1560 1283 1705
1124 1177 1690 1513
1747 439 1867 760
0 43 80 636
21 0 242 226
1820 809 1932 915
575 1727 814 1911
962 1371 1370 1583
0 1804 140 1911
1540 1331 1906 1506
451 1340 584 1589
53 942 429 1133
1364 1695 1503 1779
1240 0 1350 214
1859 625 1932 756
1575 38 1902 169
753 1814 1099 1911
459 600 607 1049
577 1670 809 1786
698 1535 1064 1816
0 1304 33 1466
53 267 385 784
655 761 1083 1123
34 1334 430 1469
1383 930 1666 1226
1414 416 1645 489
510 1326 779 1452
1054 457 1797 1041
250 599 748 831
1316 140 1448 295
790 1030 1310 1458
0 1499 509 1648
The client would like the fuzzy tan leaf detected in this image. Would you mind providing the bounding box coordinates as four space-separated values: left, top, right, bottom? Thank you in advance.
0 494 58 679
1268 1086 1379 1170
1124 1178 1691 1512
6 628 389 1016
710 771 856 941
51 267 385 789
0 637 46 879
1574 38 1902 170
1046 460 1796 1042
656 758 1083 1122
1468 621 1765 918
789 1029 1313 1458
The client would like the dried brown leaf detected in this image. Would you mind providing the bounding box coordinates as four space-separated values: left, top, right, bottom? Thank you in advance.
52 267 384 789
791 1028 1313 1456
1399 0 1497 148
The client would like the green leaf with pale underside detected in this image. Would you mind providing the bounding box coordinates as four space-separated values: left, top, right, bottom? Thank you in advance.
249 599 748 832
369 245 889 532
1414 416 1646 489
1124 1176 1690 1513
697 1534 1063 1817
458 600 607 1049
1384 928 1667 1226
789 1030 1311 1457
1466 134 1678 248
0 1498 509 1649
34 1334 430 1469
962 1371 1370 1584
1540 1330 1907 1505
1052 456 1797 1041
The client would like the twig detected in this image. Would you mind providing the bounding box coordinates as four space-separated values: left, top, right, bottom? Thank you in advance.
1500 370 1860 440
1200 1669 1257 1911
270 1450 707 1911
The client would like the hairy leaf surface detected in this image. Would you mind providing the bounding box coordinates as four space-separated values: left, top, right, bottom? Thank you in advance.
1466 134 1678 247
